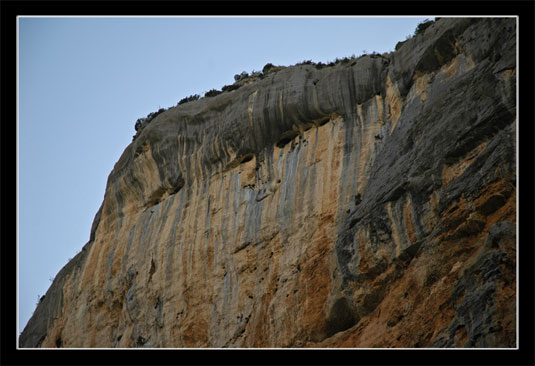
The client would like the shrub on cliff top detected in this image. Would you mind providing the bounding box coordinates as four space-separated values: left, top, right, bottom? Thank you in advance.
134 117 145 131
335 57 351 64
414 19 434 36
178 94 201 105
134 107 167 133
262 63 274 74
394 19 434 52
147 108 165 120
297 60 314 66
395 39 407 51
221 83 241 93
234 71 249 82
205 89 222 98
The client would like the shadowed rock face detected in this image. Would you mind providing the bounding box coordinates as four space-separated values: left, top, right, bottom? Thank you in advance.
20 17 516 348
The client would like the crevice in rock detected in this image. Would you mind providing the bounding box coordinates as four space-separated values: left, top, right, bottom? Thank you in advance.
148 258 156 282
239 153 254 164
316 116 330 126
276 130 299 148
324 297 359 338
136 335 149 347
146 179 184 208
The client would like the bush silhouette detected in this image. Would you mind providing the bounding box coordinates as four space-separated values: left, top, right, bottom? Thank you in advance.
221 84 241 93
205 89 222 98
262 63 274 74
178 94 200 105
414 19 434 36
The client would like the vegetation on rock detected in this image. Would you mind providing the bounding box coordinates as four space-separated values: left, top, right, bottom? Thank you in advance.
414 18 434 36
178 94 201 105
204 89 223 98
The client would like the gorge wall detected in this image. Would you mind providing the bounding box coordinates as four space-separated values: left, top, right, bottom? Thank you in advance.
20 17 517 348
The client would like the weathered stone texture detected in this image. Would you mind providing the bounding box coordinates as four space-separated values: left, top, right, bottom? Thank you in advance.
20 17 516 348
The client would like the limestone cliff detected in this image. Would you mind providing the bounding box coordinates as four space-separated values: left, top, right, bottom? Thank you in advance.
20 18 516 348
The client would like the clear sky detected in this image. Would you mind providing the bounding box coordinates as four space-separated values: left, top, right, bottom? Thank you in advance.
18 16 429 334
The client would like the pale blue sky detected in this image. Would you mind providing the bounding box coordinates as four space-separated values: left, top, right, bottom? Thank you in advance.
18 16 429 334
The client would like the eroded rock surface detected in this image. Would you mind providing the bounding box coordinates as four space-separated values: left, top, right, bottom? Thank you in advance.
20 18 516 348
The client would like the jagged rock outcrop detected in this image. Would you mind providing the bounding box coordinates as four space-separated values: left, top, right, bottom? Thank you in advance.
20 18 516 348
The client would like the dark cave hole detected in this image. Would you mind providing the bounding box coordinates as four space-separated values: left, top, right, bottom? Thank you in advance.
276 137 293 148
318 116 330 126
170 183 183 195
137 336 147 346
325 297 359 337
239 154 254 164
276 131 299 148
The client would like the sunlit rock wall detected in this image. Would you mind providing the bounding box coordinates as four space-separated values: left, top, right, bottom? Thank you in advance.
20 17 516 348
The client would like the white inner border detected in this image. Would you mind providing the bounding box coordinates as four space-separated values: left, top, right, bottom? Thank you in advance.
16 15 520 351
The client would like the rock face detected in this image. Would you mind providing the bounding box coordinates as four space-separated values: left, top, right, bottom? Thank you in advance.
20 18 516 348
